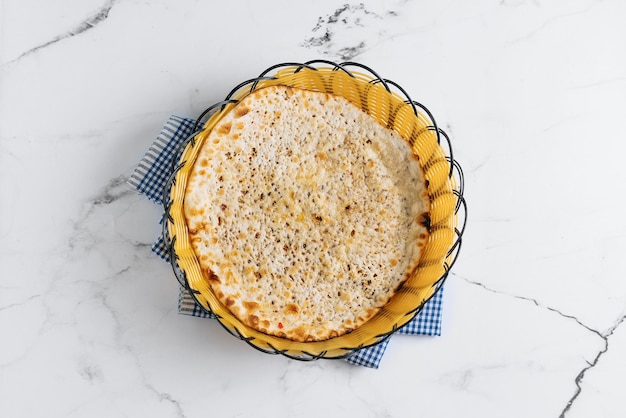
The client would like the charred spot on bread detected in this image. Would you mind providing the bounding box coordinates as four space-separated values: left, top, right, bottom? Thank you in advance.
417 212 431 232
218 122 232 135
205 269 221 284
234 106 250 118
284 303 299 315
243 301 259 311
247 314 260 327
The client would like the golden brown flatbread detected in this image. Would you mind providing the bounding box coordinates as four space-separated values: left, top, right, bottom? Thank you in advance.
184 85 429 342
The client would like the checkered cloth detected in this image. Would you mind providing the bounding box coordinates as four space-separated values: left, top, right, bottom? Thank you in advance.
129 115 445 369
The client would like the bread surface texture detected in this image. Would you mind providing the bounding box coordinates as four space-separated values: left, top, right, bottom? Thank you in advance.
184 85 429 342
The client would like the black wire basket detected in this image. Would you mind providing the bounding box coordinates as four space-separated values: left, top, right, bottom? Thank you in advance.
161 60 467 360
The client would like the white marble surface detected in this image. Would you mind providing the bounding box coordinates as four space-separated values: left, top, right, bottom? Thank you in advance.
1 0 625 416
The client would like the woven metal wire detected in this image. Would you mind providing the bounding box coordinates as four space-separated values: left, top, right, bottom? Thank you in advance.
161 60 467 361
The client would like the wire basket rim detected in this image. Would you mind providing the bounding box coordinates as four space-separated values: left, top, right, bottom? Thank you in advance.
162 60 467 361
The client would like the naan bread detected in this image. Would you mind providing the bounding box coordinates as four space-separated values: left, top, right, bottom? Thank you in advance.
184 85 430 342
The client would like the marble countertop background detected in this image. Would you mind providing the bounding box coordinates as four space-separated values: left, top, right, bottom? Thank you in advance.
1 0 625 417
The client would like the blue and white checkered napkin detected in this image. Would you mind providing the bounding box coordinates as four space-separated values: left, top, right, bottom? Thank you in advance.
129 115 444 368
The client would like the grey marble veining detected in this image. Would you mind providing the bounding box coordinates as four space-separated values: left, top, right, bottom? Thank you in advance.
1 0 625 417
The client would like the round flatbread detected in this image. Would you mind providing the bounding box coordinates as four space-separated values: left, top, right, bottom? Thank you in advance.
184 85 430 342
